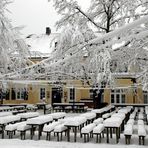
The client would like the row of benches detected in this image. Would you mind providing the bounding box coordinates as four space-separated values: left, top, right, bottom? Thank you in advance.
124 119 147 145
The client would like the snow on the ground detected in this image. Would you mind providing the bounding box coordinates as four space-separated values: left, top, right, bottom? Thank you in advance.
0 110 148 147
0 138 146 148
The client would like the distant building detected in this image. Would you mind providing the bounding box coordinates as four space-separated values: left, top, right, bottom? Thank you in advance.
1 28 148 107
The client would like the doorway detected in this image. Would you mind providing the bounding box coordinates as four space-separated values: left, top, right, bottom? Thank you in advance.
52 87 62 104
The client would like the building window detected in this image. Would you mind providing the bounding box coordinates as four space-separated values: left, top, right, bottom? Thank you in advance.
40 88 46 100
69 88 75 101
17 88 28 100
111 89 126 104
143 91 148 104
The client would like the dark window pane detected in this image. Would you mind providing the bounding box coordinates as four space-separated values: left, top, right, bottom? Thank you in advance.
116 94 120 103
121 94 125 103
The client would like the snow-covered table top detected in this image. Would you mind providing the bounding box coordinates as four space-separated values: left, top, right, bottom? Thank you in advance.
17 112 39 119
26 115 53 125
0 106 14 111
111 113 125 120
80 112 96 120
0 115 21 124
50 112 66 119
103 117 122 127
91 108 106 114
64 116 87 126
91 105 114 114
0 112 12 117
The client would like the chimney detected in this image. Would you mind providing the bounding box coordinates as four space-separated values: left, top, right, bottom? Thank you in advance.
46 27 51 35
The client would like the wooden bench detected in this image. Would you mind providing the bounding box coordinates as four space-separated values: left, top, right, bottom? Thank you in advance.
5 122 25 139
43 122 60 140
54 124 68 141
124 124 133 144
17 123 32 140
93 118 103 125
93 124 105 143
138 121 146 145
81 123 96 142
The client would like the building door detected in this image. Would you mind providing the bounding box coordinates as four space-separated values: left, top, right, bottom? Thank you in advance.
52 87 62 104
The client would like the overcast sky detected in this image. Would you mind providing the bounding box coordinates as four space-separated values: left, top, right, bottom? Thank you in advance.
7 0 91 37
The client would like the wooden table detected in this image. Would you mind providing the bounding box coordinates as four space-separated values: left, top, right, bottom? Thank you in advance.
64 117 86 142
104 117 123 143
0 115 21 138
26 115 53 140
52 103 86 112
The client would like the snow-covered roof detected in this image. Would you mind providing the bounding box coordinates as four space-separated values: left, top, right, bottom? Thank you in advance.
112 72 138 78
25 33 59 57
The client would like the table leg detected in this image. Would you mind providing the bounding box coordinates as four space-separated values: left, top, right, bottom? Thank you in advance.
1 125 5 139
30 125 34 139
106 128 109 143
67 127 70 142
74 127 77 142
116 127 119 143
38 124 44 140
110 128 112 138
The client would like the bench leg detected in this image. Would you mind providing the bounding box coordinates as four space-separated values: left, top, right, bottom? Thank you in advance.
106 128 109 143
87 134 89 142
60 132 62 141
74 127 77 142
20 131 26 140
96 134 98 143
126 135 131 144
99 134 101 143
139 136 145 145
1 125 5 139
57 133 59 141
116 128 119 143
46 132 51 140
102 130 104 138
142 136 145 145
110 128 112 138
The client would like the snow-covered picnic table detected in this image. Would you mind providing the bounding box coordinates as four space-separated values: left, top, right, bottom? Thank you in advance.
26 115 53 140
64 116 87 142
0 115 21 138
52 103 86 112
50 112 66 121
91 105 114 118
80 112 96 124
17 112 40 120
103 116 123 143
0 111 12 117
0 106 14 112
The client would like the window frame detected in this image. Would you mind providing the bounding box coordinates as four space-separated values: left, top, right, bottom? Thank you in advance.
110 89 126 104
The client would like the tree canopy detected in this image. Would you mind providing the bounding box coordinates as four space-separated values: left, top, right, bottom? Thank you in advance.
0 0 148 91
0 0 31 76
